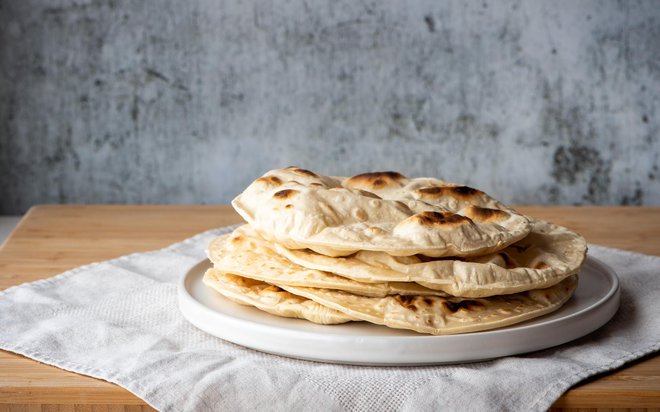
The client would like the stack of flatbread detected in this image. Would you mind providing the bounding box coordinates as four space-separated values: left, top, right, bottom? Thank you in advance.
203 167 587 335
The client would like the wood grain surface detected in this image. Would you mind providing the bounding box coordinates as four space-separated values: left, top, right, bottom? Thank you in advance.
0 205 659 410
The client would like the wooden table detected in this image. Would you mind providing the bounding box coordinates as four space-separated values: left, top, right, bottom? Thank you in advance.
0 205 659 412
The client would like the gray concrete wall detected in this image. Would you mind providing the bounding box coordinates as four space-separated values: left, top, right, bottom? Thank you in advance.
1 0 658 213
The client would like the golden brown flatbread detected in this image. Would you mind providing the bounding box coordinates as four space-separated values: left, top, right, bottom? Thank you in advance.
279 275 578 335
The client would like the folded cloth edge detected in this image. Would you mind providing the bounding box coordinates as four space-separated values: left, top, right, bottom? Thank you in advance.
530 342 660 411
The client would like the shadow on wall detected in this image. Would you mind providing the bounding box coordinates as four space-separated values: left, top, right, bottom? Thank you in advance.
0 0 658 213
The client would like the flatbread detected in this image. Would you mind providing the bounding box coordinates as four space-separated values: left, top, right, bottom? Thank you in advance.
207 231 448 298
267 219 587 297
203 268 357 324
232 167 531 257
279 275 578 335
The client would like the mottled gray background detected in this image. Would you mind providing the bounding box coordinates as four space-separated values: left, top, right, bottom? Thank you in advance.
1 0 659 213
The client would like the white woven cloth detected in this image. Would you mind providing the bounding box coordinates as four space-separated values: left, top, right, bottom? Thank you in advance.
1 226 659 411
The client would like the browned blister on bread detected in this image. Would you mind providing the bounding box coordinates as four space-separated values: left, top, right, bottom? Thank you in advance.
343 171 407 191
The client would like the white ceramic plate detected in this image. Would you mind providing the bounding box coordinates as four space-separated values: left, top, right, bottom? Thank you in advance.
178 256 620 365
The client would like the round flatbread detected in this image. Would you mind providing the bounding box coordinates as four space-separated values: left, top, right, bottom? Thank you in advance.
207 231 448 298
203 269 357 324
278 275 578 335
232 167 531 257
266 219 587 297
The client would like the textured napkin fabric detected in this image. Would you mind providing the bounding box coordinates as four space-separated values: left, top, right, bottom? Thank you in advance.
1 226 659 412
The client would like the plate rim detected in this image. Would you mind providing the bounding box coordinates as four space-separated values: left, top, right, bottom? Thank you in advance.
178 255 620 362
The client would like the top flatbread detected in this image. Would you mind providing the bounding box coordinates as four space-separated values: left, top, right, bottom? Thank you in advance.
232 167 531 257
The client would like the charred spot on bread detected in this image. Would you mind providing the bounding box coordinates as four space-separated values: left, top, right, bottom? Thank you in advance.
255 175 283 186
273 189 299 199
412 211 471 227
535 261 549 269
345 171 407 189
285 166 318 177
463 205 509 222
417 185 482 199
395 295 419 311
442 300 483 313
